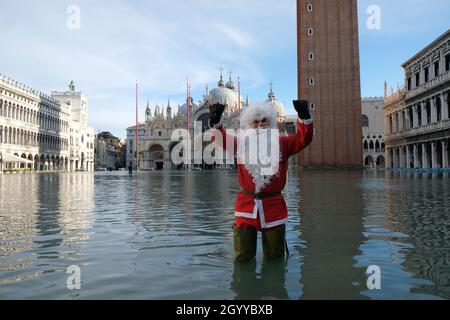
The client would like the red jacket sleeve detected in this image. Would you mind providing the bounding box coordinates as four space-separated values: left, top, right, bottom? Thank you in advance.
282 119 314 158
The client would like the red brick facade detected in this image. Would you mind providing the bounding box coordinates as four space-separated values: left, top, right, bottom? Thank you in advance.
297 0 363 168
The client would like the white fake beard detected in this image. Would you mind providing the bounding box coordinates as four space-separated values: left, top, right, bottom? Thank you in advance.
237 128 280 193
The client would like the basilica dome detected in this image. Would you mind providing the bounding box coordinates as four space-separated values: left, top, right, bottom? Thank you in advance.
179 96 199 117
266 86 285 120
208 75 243 114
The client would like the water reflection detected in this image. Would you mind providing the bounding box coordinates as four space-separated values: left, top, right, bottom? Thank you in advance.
231 259 288 300
0 173 94 297
0 174 38 275
356 171 450 299
297 171 366 300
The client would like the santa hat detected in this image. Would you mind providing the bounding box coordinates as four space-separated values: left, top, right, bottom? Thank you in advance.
239 102 277 130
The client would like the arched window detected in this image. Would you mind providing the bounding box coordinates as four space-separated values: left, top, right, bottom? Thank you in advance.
363 140 368 150
362 115 369 127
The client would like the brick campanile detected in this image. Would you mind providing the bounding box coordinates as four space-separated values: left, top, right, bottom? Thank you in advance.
297 0 363 168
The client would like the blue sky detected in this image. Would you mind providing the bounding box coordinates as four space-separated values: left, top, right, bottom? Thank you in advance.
1 0 449 139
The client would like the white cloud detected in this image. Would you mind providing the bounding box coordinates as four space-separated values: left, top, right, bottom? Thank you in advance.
216 23 256 49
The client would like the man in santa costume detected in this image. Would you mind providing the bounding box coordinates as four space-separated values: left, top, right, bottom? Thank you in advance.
209 100 314 260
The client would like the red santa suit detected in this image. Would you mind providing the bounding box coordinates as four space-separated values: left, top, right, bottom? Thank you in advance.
213 111 314 231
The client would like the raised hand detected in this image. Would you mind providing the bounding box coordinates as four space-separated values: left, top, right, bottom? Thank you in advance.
293 100 311 120
209 103 226 127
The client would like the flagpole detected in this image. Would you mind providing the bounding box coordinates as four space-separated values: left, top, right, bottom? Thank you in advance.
187 77 190 133
135 80 139 171
186 77 191 171
238 76 241 113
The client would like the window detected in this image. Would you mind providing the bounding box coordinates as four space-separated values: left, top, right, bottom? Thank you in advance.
415 72 420 87
309 52 314 60
308 27 314 36
158 131 162 136
417 106 422 126
307 3 313 12
446 54 450 72
409 108 414 128
308 78 315 86
424 67 429 82
362 115 369 127
310 103 315 110
407 77 412 90
434 61 440 77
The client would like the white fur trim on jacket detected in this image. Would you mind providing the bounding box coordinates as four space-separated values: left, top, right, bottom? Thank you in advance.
298 117 313 125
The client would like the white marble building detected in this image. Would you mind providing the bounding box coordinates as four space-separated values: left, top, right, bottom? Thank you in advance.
362 97 385 169
384 29 450 169
0 76 95 172
52 84 95 172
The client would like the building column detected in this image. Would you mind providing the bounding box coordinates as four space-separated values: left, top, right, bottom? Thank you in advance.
391 148 395 168
420 101 426 125
386 148 391 169
392 147 397 168
422 143 428 168
413 104 418 128
439 49 445 75
430 97 436 123
408 108 413 129
440 93 445 121
406 145 411 169
442 140 448 169
399 146 405 168
431 142 437 169
443 93 449 120
413 144 420 168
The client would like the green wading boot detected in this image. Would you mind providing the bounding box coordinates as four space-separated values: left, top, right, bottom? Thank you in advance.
233 225 257 261
262 226 286 259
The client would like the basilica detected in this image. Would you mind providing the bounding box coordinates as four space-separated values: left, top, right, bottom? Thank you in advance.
126 73 287 170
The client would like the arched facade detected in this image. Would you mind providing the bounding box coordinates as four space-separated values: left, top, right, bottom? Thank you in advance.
362 134 385 169
126 73 270 171
1 76 94 172
384 30 450 170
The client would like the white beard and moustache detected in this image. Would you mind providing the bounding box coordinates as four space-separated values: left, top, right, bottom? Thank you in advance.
237 128 280 193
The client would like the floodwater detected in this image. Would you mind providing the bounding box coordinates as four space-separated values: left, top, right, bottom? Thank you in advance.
0 170 449 300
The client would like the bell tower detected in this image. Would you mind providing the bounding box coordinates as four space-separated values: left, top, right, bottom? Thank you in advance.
297 0 363 168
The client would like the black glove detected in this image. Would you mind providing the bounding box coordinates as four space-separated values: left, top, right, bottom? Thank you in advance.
293 100 311 120
209 103 225 127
